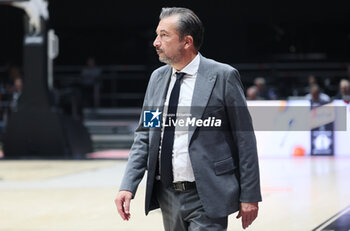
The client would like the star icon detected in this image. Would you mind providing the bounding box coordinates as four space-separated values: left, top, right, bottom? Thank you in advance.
151 108 162 121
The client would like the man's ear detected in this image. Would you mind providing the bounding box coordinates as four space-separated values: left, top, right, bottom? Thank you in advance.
184 35 194 49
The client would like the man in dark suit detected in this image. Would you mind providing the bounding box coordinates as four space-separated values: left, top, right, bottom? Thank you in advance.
115 7 261 231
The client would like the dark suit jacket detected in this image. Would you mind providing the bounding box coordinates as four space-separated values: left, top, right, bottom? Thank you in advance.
120 54 262 218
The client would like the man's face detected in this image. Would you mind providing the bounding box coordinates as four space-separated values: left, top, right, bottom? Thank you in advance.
153 15 185 65
340 83 350 95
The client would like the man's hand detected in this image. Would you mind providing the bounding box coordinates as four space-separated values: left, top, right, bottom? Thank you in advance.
236 202 259 229
115 190 133 221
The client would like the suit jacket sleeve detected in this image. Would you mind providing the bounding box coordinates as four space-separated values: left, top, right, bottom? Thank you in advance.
119 74 154 196
224 68 262 203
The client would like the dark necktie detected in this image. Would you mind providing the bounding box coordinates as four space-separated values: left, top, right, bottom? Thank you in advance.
160 72 185 187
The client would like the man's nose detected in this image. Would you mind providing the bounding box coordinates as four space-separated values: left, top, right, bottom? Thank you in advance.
153 36 161 47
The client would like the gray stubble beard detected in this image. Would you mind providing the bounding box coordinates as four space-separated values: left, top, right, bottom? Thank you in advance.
157 47 184 66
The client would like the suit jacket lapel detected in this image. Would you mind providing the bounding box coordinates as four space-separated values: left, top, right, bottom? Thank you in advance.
155 66 172 108
189 55 217 144
149 66 172 158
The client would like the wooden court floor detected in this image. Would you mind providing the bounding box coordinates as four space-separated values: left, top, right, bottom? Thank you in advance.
0 156 349 231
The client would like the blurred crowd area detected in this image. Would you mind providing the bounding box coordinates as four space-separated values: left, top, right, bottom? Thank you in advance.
0 57 102 122
245 73 350 103
0 59 349 124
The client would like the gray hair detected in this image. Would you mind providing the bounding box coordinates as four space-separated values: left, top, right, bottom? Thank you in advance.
160 7 204 50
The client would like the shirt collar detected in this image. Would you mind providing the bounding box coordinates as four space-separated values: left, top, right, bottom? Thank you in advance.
172 53 200 76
